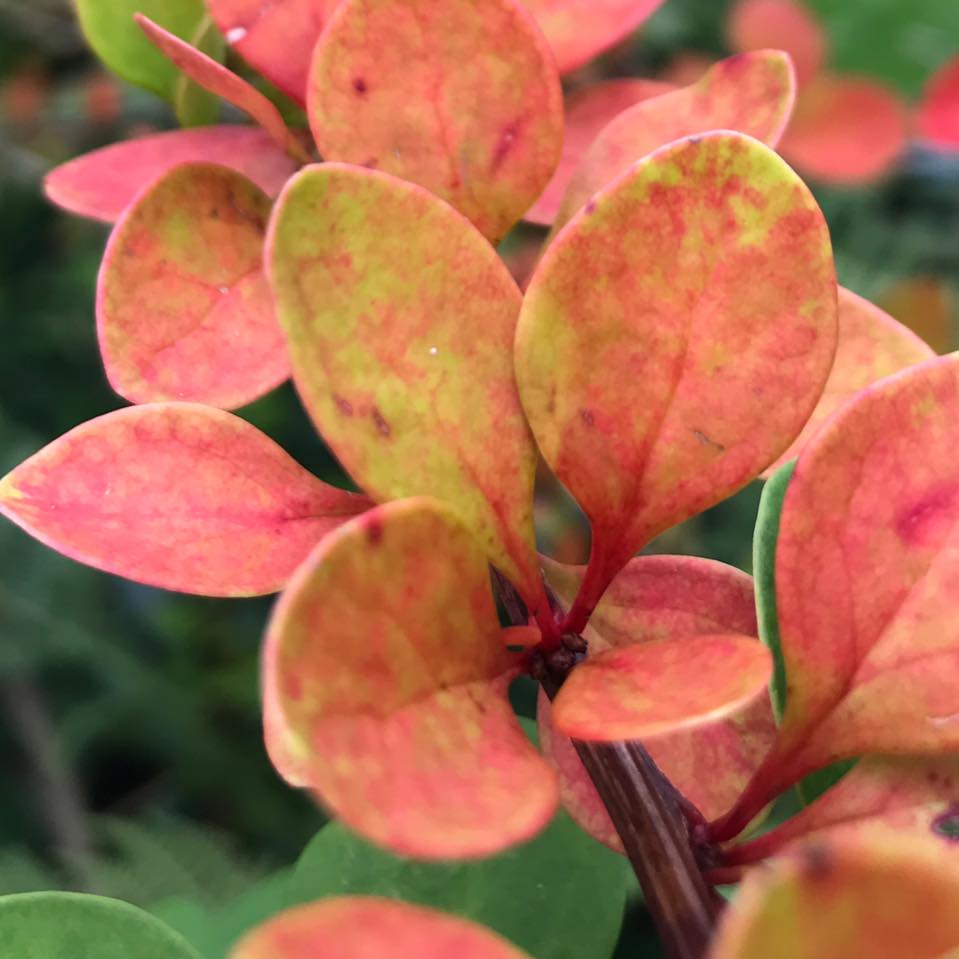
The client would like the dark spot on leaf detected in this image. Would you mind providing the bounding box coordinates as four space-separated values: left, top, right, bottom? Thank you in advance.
691 428 725 453
353 77 368 94
799 842 833 880
365 516 383 545
363 157 379 169
932 804 959 842
688 135 702 145
372 408 391 437
584 199 597 214
580 409 594 427
333 394 354 416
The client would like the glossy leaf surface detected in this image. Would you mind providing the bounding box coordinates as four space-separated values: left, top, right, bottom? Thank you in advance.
709 831 959 959
0 891 201 959
918 56 959 149
520 0 665 74
290 815 627 959
764 287 934 475
539 555 776 849
268 165 545 614
715 354 959 838
307 0 563 241
98 163 288 408
76 0 205 98
263 499 557 859
0 404 368 597
552 51 796 231
553 634 772 742
136 15 309 162
207 0 341 103
525 78 672 226
518 132 837 628
727 0 825 86
779 74 908 184
44 128 297 223
233 897 531 959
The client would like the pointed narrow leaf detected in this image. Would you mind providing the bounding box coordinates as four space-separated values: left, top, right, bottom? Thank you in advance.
709 831 959 959
552 51 796 231
0 404 368 596
753 459 795 721
207 0 342 104
98 163 288 408
44 128 297 223
553 634 772 741
525 78 673 226
764 288 934 475
715 354 959 839
918 56 959 150
174 16 227 127
727 0 825 87
136 15 308 162
779 74 908 184
517 132 837 628
267 165 547 617
263 499 557 859
76 0 205 99
233 897 531 959
729 756 959 865
538 555 776 849
0 892 201 959
307 0 563 241
290 816 627 959
520 0 666 75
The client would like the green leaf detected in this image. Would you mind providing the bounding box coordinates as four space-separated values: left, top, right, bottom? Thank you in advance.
76 0 206 99
175 17 226 127
0 891 201 959
753 459 795 722
290 813 628 959
795 758 858 808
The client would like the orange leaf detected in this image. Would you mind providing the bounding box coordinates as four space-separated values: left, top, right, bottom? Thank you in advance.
538 555 776 850
553 634 772 742
263 498 557 858
709 831 959 959
726 0 826 87
517 132 837 632
712 353 959 840
136 14 309 162
763 286 934 476
551 51 796 233
879 276 957 355
98 163 288 408
232 897 531 959
0 404 369 596
306 0 562 242
778 74 908 184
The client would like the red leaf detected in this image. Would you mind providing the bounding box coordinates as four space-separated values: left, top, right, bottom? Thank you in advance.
263 499 557 858
0 404 369 596
538 555 776 850
779 74 908 184
712 353 959 841
726 0 826 87
207 0 341 104
521 0 666 75
517 132 837 632
763 287 934 476
232 897 531 959
917 56 959 150
306 0 563 241
551 51 796 232
525 78 673 226
553 634 772 742
97 163 288 408
44 127 297 223
136 14 310 162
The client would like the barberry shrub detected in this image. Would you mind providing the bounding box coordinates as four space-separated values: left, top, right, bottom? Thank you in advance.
4 0 959 957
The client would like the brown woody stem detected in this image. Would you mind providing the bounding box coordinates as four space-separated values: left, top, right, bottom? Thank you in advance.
493 569 722 958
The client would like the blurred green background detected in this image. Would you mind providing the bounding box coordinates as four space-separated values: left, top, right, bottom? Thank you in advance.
0 0 956 955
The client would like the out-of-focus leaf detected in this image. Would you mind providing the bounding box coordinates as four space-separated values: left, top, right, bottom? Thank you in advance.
175 17 227 128
918 56 959 149
306 0 562 241
0 404 369 596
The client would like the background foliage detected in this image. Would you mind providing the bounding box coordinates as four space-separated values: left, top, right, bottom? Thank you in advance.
0 0 957 955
